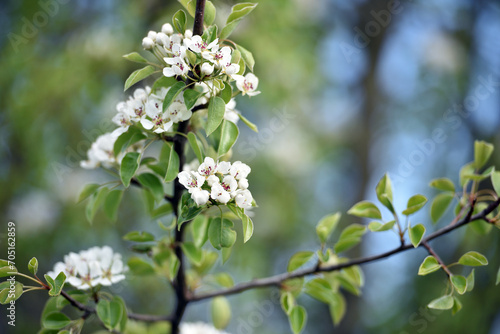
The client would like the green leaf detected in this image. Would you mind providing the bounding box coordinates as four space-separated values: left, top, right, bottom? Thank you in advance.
123 231 155 242
165 145 180 183
238 113 258 132
183 89 204 110
0 281 23 304
42 312 72 330
214 273 234 288
187 132 204 164
220 2 258 39
181 242 203 266
304 278 336 304
241 214 254 243
204 1 216 25
316 212 341 244
458 251 488 266
329 292 346 326
123 52 148 64
178 0 196 16
113 127 146 157
281 292 295 315
208 218 237 250
172 9 187 34
347 201 382 219
206 97 226 136
376 173 394 213
236 44 255 71
428 295 454 310
287 251 314 272
178 194 203 226
430 192 454 223
28 257 38 275
452 296 462 315
152 76 178 91
77 183 100 203
97 298 123 331
0 260 17 277
466 269 475 292
120 152 140 187
402 195 428 216
429 178 455 192
137 173 164 202
104 189 123 222
418 256 441 275
85 186 108 223
211 296 231 330
451 275 467 295
44 272 66 297
496 267 500 285
222 246 233 264
124 65 155 91
220 83 232 104
191 215 209 248
334 224 366 253
409 224 426 248
474 140 494 169
163 81 186 112
289 305 307 334
491 171 500 196
368 220 395 232
127 257 155 275
218 120 239 157
459 162 475 187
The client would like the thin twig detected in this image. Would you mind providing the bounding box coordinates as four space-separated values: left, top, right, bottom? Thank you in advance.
422 241 452 277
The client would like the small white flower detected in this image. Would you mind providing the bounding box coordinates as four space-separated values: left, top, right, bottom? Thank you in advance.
167 101 192 122
198 157 217 177
163 57 189 77
216 161 232 174
147 31 157 41
180 322 230 334
80 128 127 169
184 29 193 39
141 98 173 133
206 175 220 186
178 171 205 192
201 62 214 76
238 178 249 190
191 188 210 206
235 189 253 209
162 23 174 35
211 183 231 204
221 175 238 193
142 37 154 50
224 99 240 124
233 73 261 96
230 161 251 180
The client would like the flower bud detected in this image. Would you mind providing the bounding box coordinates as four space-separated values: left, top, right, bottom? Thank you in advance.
156 32 167 46
142 37 154 50
147 30 157 41
201 63 215 76
184 29 193 38
162 23 174 35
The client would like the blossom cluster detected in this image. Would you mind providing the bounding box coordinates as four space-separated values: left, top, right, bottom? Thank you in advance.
178 157 253 208
142 23 260 96
180 322 230 334
46 246 127 290
80 127 129 169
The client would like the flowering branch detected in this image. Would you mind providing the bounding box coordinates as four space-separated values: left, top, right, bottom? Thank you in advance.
188 198 499 302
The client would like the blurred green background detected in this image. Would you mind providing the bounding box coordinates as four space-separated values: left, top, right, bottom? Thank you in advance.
1 0 500 333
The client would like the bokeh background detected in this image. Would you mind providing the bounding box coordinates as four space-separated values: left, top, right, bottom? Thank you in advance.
1 0 500 333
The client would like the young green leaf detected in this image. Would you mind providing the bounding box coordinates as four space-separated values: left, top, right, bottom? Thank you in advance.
86 187 109 223
241 213 254 243
289 305 307 334
165 146 180 183
304 278 336 304
329 292 346 326
428 295 454 310
219 3 258 39
181 242 203 266
113 127 146 157
178 0 196 16
451 275 467 295
376 173 394 213
212 296 231 330
127 257 155 275
220 83 233 104
347 201 382 219
42 312 72 330
452 296 462 315
124 65 155 91
191 215 209 248
44 272 66 297
402 194 428 216
77 183 101 203
0 282 23 304
204 1 216 25
334 224 366 253
418 256 441 276
287 251 315 272
281 292 295 315
163 81 186 112
123 231 155 242
28 257 38 275
208 218 237 250
238 113 258 132
458 251 488 266
430 192 454 223
409 224 426 248
137 173 164 202
104 189 124 222
187 132 204 164
172 9 187 34
120 152 140 187
97 298 124 331
184 89 204 110
236 44 255 71
466 269 475 292
206 97 226 136
459 162 475 187
122 52 148 64
429 178 455 192
474 140 494 169
316 212 341 244
214 273 234 288
152 76 178 91
491 171 500 196
368 220 395 232
218 120 239 157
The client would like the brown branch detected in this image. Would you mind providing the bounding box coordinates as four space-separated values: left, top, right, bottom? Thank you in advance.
188 198 500 302
422 241 452 277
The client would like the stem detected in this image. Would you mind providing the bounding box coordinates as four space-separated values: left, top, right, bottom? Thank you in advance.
422 241 452 277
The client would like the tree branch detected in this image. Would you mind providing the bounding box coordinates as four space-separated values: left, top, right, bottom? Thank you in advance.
188 198 500 302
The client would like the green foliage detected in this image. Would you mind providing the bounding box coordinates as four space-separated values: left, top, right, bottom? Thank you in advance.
208 218 237 250
123 231 155 242
206 97 226 136
42 312 72 330
376 173 394 213
474 140 494 169
347 201 382 219
211 297 231 329
289 305 307 334
316 212 341 244
334 224 366 253
0 281 23 304
430 192 454 223
458 251 488 266
368 220 395 232
172 10 187 34
96 296 126 331
408 224 426 248
428 295 454 310
163 82 187 112
123 52 148 64
218 120 239 157
44 272 66 297
28 257 38 275
236 44 255 71
402 195 428 216
120 152 141 187
104 189 124 222
124 66 156 91
450 275 467 295
418 256 441 276
127 257 155 276
219 3 258 39
287 251 314 272
429 178 455 192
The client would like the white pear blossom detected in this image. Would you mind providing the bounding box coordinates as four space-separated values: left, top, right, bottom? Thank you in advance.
178 171 205 192
201 62 214 76
211 183 231 204
163 56 189 77
191 188 210 206
162 23 174 35
47 246 127 290
216 161 232 174
140 98 173 133
142 37 154 50
198 157 217 178
224 99 240 124
167 101 192 123
80 127 127 169
230 161 251 180
235 189 253 209
186 35 218 53
233 73 261 96
180 322 229 334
